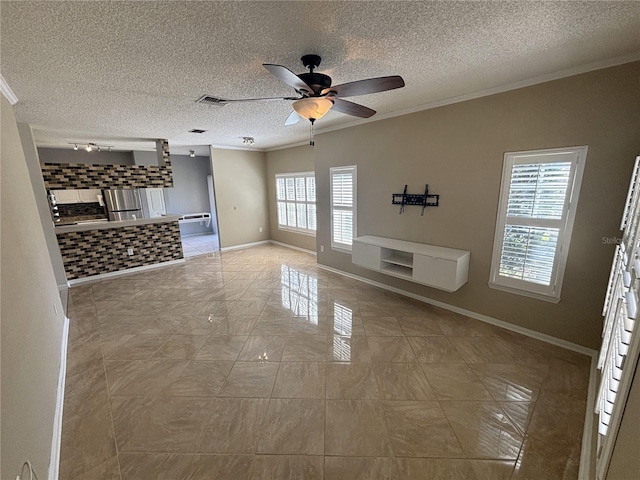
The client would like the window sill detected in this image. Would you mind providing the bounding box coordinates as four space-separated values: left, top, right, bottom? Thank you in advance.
278 226 316 237
331 245 353 254
488 282 561 304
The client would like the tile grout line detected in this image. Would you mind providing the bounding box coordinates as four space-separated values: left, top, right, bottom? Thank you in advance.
94 289 124 480
354 294 399 467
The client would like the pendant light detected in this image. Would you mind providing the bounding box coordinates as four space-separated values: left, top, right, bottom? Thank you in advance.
292 97 333 122
292 97 333 146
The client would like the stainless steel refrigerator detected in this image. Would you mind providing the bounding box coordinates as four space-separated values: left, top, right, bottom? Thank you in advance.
103 189 143 221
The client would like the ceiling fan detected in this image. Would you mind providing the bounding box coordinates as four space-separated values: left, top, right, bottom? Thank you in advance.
214 54 405 126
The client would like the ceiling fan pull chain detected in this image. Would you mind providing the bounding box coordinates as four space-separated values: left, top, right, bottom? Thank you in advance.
309 119 315 146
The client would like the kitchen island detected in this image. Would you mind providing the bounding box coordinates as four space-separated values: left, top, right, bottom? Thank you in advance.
55 215 184 282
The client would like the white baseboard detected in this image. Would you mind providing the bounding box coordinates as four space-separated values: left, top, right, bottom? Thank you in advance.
269 240 317 256
67 259 185 286
316 263 597 357
48 316 69 480
181 232 216 238
220 240 270 252
579 356 599 480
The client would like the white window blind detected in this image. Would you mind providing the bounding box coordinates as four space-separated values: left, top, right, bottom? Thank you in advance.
620 156 640 230
489 146 587 302
595 156 640 479
330 166 357 251
276 172 316 235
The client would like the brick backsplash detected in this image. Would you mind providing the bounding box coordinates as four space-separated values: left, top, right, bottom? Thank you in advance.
41 139 173 189
57 202 106 218
57 221 183 280
41 162 174 189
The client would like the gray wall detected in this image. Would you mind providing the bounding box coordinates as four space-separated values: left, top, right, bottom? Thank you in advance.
266 145 316 251
1 96 66 479
164 154 214 236
38 147 134 165
133 150 160 166
311 61 639 350
211 148 270 248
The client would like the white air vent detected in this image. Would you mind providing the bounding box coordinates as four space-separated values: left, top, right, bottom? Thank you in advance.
196 95 228 106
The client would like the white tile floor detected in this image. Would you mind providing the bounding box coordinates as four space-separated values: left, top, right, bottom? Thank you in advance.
181 233 220 257
61 244 591 479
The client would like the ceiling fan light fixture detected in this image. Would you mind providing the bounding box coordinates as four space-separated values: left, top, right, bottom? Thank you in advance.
292 97 333 122
242 137 255 145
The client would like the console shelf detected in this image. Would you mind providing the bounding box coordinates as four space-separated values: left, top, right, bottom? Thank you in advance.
352 235 470 292
381 253 413 268
381 263 413 279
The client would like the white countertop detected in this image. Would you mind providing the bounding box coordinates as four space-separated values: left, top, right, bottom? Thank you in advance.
54 215 181 234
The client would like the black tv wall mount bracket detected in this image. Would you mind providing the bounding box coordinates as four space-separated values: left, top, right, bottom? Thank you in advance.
392 184 440 215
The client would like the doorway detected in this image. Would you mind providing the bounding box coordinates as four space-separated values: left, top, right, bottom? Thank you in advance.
162 147 220 257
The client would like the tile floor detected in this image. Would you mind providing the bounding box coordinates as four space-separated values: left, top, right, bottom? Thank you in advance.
181 233 220 257
61 244 591 480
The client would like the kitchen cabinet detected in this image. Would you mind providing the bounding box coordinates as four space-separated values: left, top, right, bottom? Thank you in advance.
352 235 470 292
51 189 101 204
77 189 101 203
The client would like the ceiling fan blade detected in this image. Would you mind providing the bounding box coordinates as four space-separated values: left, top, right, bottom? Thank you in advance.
330 98 376 118
322 75 405 97
263 64 314 95
285 110 302 125
223 96 300 103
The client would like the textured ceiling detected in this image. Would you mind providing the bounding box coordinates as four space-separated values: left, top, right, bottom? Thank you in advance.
1 1 639 153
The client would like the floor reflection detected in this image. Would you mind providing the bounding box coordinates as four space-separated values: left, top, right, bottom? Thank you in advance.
280 265 318 324
332 335 352 361
333 302 353 336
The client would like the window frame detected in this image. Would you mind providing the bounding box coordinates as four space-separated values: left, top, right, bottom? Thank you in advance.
330 165 357 253
489 146 587 303
275 171 316 237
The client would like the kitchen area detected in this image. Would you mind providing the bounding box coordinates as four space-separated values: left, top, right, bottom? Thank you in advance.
38 140 217 283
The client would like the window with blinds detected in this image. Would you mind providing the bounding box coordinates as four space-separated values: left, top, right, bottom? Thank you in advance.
330 166 357 251
489 147 587 302
595 156 640 480
276 172 316 235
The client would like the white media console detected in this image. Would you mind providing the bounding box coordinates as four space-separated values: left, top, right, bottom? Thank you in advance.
352 235 470 292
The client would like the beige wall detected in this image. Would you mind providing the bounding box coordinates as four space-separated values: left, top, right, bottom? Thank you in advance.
266 145 316 251
210 148 270 248
1 96 66 479
313 62 639 349
606 364 640 479
17 122 68 288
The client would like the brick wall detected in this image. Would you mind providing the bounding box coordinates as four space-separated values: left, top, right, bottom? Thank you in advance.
57 221 183 280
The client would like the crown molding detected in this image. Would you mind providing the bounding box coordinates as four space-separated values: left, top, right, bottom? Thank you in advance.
0 74 18 105
266 52 640 152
